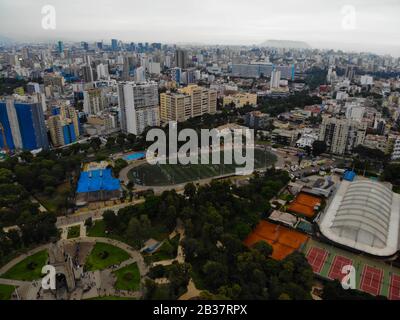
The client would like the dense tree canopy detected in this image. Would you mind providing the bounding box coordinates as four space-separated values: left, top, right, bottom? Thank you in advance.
138 169 313 300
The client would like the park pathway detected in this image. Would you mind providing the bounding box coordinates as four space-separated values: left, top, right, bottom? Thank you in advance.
0 244 51 276
178 279 202 300
62 237 148 278
56 199 145 229
0 278 31 287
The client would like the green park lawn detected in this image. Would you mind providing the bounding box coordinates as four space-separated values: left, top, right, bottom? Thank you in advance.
113 263 141 291
1 250 48 281
87 220 107 238
67 225 81 239
84 243 130 271
0 284 15 300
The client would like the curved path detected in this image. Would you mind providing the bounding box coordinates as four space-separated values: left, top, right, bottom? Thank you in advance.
0 244 51 276
0 237 148 300
61 237 148 278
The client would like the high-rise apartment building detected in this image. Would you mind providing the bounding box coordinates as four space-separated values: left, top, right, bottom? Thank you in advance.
96 63 110 80
118 82 160 135
345 65 356 81
82 65 95 83
44 74 65 92
111 39 119 51
175 49 188 69
135 67 146 82
83 88 106 115
48 104 81 147
171 67 182 84
57 41 64 54
0 97 49 151
270 70 281 89
318 116 367 155
160 85 217 123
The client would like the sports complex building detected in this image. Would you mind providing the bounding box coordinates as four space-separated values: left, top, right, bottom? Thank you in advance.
245 170 400 299
318 179 400 258
307 176 400 299
75 166 122 206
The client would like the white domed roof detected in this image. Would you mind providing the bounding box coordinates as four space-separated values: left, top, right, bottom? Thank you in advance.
319 179 400 257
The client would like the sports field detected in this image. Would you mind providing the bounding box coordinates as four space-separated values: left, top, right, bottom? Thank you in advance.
303 239 400 300
128 148 276 186
288 193 322 219
244 220 309 260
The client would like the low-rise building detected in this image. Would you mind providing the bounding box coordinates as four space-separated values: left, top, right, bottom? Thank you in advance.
362 134 389 154
245 111 270 129
223 93 258 108
272 128 300 146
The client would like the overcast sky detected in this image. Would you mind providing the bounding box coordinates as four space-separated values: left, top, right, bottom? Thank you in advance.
1 0 400 56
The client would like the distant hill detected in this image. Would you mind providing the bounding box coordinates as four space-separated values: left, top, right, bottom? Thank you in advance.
260 40 311 49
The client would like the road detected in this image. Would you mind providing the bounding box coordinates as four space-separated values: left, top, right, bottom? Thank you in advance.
56 199 144 228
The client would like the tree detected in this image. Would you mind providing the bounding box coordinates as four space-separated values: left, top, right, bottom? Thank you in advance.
106 136 116 149
127 134 136 145
90 137 102 151
44 186 55 196
103 210 119 231
168 263 191 298
202 261 228 290
253 241 273 257
382 163 400 186
126 217 141 242
160 240 174 257
113 159 128 176
312 140 327 157
322 280 384 300
85 217 93 228
184 183 196 199
0 168 13 184
116 133 126 146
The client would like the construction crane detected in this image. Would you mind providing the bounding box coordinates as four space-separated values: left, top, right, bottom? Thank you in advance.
0 122 9 154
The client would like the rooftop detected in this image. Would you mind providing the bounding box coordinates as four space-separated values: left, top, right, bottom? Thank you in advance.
77 169 121 193
319 179 400 257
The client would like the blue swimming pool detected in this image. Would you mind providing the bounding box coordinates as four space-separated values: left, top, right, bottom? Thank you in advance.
124 152 146 161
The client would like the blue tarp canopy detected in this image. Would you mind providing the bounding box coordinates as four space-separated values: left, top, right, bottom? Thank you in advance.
77 169 121 193
343 170 356 182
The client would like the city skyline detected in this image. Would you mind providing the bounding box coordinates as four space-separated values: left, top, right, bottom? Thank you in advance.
1 0 400 56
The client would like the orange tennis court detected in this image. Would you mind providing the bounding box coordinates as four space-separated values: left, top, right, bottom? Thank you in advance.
360 265 383 296
389 274 400 300
244 221 309 260
288 192 322 218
